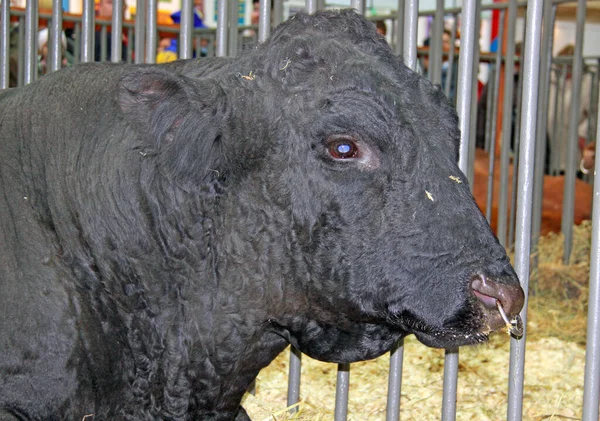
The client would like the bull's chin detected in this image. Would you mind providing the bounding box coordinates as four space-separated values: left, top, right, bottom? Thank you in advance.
413 329 489 349
410 310 519 348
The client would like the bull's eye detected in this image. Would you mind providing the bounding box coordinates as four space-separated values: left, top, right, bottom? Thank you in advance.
327 135 359 159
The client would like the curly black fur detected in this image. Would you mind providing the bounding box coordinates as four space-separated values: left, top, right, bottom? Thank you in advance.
0 10 522 420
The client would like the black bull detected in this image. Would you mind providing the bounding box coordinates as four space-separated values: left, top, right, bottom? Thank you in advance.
0 10 524 421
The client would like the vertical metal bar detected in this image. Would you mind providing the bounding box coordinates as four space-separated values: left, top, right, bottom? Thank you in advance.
207 34 216 58
286 347 302 412
126 26 134 63
441 348 459 421
531 0 555 266
145 0 157 63
509 43 525 249
486 10 505 223
100 25 108 61
350 0 365 15
0 0 10 89
179 0 193 59
394 0 405 56
588 68 600 145
385 339 404 421
23 0 38 85
227 0 238 57
17 16 25 86
507 0 544 419
403 0 418 71
135 0 146 63
81 0 94 63
216 0 229 57
483 66 496 153
444 15 457 101
553 65 568 174
48 0 63 72
334 363 350 421
111 0 124 62
258 0 271 43
273 0 284 27
306 0 318 14
496 0 517 247
582 93 600 421
443 0 479 417
548 66 559 174
467 1 482 186
429 0 444 86
455 0 477 176
73 22 81 65
561 0 586 265
384 6 420 420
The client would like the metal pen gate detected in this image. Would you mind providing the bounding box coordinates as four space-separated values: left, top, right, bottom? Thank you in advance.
1 0 599 419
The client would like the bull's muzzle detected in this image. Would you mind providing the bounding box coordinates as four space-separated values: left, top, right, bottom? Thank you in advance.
470 274 525 338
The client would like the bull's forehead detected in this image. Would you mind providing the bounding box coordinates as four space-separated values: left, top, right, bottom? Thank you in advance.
265 43 412 116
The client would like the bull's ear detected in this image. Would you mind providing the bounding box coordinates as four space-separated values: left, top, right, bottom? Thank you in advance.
117 69 227 188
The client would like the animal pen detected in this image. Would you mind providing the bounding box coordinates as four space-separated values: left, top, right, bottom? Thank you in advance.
1 0 599 420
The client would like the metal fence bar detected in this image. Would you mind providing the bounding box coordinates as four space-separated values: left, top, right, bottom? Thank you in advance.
81 0 94 63
126 26 134 63
531 0 555 268
467 0 482 185
385 339 404 421
561 0 587 265
483 65 496 154
273 0 284 26
429 0 444 86
0 0 10 89
508 7 528 250
508 62 523 250
442 0 479 417
485 10 505 223
582 91 600 421
334 363 350 421
497 0 518 248
216 0 228 57
23 0 38 85
134 0 146 63
48 0 62 73
258 0 271 43
100 24 108 61
145 0 157 63
385 5 420 419
455 0 477 173
444 14 457 102
227 0 238 56
589 67 600 145
350 0 365 16
507 0 544 418
287 346 302 413
553 65 568 174
394 0 404 56
179 0 193 59
403 0 418 71
111 0 124 63
306 0 318 14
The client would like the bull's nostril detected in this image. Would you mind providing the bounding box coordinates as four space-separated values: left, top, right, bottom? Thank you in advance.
472 289 498 309
470 273 525 318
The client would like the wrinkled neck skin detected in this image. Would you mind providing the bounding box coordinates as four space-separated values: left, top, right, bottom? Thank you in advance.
214 175 405 366
46 131 402 419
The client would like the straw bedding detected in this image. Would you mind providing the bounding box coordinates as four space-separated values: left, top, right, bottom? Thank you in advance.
243 222 593 420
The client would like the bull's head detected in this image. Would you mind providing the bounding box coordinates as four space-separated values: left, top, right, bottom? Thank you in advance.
117 10 524 364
